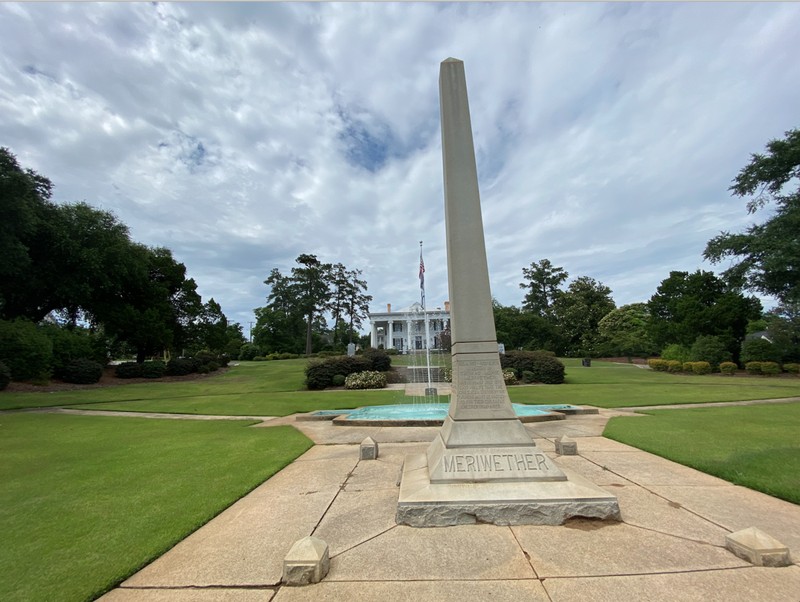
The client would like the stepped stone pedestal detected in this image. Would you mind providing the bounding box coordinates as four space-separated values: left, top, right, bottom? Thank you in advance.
396 58 619 527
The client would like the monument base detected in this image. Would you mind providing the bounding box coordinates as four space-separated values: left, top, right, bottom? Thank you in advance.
396 452 621 527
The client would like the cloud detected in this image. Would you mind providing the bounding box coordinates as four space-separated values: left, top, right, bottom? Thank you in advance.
1 2 798 331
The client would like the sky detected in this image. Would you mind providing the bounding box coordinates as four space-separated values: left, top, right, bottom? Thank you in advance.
2 2 799 336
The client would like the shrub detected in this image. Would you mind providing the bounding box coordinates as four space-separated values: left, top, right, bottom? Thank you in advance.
521 370 535 383
442 367 452 382
689 335 732 368
331 374 346 387
719 362 738 375
661 344 691 363
783 363 800 374
305 355 372 390
385 348 399 355
647 359 669 372
0 360 11 390
253 356 267 361
238 343 262 361
682 362 695 372
41 325 107 379
502 351 565 384
277 352 299 360
141 360 166 378
691 361 712 375
217 354 230 367
667 360 683 373
502 369 518 385
115 362 144 378
62 359 103 384
745 361 762 375
760 361 781 376
0 319 53 381
344 370 387 389
166 357 195 376
362 348 392 371
741 338 782 364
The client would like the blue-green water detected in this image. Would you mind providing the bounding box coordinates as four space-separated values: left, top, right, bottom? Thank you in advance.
316 403 577 421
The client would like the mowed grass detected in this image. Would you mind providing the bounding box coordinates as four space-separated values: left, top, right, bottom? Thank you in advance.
0 413 313 601
509 359 800 408
603 402 800 504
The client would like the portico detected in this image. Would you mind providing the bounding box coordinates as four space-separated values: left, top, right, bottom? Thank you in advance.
368 302 450 351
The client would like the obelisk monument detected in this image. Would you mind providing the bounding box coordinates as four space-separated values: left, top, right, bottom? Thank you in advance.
396 58 620 526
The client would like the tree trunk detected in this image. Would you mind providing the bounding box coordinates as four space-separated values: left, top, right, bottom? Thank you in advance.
305 311 313 356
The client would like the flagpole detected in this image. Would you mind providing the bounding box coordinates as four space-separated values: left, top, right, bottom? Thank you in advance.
420 241 433 391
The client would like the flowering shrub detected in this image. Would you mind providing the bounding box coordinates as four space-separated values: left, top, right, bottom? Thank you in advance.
442 368 452 382
503 369 518 385
719 362 738 375
344 370 387 390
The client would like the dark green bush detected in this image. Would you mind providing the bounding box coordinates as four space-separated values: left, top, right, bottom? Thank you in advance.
521 370 535 383
238 343 262 361
62 359 103 384
385 348 399 355
0 360 10 390
661 344 691 363
305 355 371 390
253 356 267 361
166 357 195 376
363 348 392 371
115 362 144 378
760 361 781 376
501 351 565 384
277 352 299 360
141 360 166 378
217 354 230 367
719 362 738 375
741 338 782 364
0 319 53 381
41 324 107 379
689 335 732 368
331 374 346 387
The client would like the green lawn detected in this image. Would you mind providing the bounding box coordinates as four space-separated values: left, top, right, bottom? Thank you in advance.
603 402 800 504
0 413 312 601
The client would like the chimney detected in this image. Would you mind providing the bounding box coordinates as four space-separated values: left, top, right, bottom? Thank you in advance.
444 301 450 313
387 303 391 314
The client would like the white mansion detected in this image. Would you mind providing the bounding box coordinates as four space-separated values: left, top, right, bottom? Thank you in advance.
369 301 451 352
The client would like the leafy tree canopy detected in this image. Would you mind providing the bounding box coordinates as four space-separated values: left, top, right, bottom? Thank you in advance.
519 259 569 316
551 276 615 356
704 127 800 304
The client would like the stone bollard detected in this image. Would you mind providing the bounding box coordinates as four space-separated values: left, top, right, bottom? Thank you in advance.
360 436 379 460
725 527 792 567
282 536 330 585
555 436 578 456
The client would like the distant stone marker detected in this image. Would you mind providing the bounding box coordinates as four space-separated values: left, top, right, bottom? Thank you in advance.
396 58 620 526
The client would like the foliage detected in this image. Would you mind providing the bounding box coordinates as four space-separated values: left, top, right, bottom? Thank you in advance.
704 128 800 305
763 303 800 362
689 335 732 368
745 362 763 375
502 369 518 385
647 270 761 362
41 324 107 379
305 355 371 390
492 300 564 352
0 361 10 390
501 350 565 384
237 343 262 361
667 360 683 373
141 360 166 379
361 348 392 371
331 374 346 387
760 361 781 376
550 276 615 356
328 263 373 347
0 318 52 381
166 358 195 376
62 359 103 384
519 259 568 316
741 338 782 364
596 303 657 358
115 362 144 379
783 363 800 374
647 359 669 372
719 362 738 375
344 370 387 389
690 361 712 375
660 343 691 363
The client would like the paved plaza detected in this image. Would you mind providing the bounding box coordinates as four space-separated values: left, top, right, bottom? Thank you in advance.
98 407 800 602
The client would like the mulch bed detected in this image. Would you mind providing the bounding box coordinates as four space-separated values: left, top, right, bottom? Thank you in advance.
2 366 230 394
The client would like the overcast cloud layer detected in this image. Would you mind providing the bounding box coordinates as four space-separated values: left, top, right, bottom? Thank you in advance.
2 2 799 334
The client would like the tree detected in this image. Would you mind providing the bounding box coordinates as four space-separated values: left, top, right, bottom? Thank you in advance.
763 302 800 362
493 300 564 353
704 128 800 304
519 259 569 316
254 268 307 354
186 298 230 355
596 303 657 358
647 270 761 362
292 254 332 356
551 277 615 356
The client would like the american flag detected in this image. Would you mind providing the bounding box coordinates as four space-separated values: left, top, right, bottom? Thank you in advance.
419 253 425 290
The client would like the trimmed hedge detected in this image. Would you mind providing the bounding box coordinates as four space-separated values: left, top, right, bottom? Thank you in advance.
115 362 144 378
362 348 392 372
141 360 166 379
500 350 565 384
745 361 762 375
719 362 738 375
0 360 10 390
690 361 712 375
647 359 669 372
62 359 103 384
760 361 781 376
784 363 800 374
666 360 683 373
344 370 387 389
305 356 372 390
166 357 195 376
331 374 346 387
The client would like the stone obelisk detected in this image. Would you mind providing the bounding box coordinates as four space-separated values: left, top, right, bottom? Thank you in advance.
396 58 620 526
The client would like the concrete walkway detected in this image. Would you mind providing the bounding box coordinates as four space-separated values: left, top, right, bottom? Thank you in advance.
99 407 800 602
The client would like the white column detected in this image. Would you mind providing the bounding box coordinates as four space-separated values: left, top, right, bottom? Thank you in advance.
406 318 412 351
387 320 394 350
370 321 378 348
